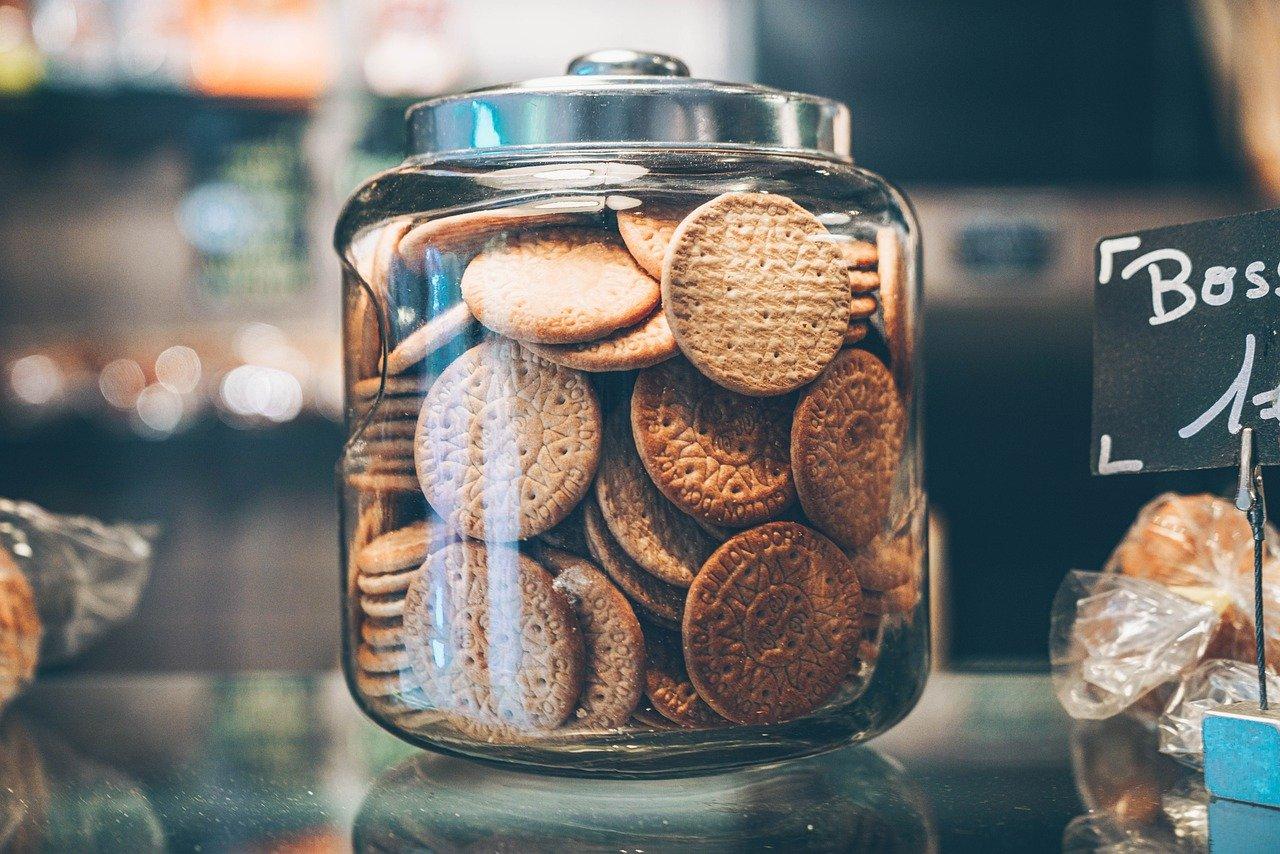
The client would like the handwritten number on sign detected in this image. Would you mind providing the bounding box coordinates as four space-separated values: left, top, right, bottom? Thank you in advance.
1179 334 1280 439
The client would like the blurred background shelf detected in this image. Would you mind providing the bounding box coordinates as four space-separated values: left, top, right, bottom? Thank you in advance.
1 0 1276 672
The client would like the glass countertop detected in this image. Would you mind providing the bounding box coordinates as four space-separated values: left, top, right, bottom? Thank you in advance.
2 671 1200 851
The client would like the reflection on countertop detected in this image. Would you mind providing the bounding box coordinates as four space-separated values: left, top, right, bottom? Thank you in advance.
6 671 1087 852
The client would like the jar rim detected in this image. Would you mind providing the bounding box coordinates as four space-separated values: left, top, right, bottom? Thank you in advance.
406 70 851 162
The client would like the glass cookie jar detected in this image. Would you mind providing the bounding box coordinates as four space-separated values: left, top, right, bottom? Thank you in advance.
335 50 927 776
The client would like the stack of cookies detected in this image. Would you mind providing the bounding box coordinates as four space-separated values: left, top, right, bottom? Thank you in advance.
343 191 921 740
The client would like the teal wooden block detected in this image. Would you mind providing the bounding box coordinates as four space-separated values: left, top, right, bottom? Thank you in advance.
1204 702 1280 807
1210 797 1280 853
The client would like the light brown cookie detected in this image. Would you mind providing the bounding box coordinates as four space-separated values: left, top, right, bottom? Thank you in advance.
357 520 449 574
359 419 418 441
791 348 904 550
384 302 475 376
347 472 421 494
848 270 881 293
553 562 646 728
353 374 430 400
582 499 685 629
644 628 725 728
844 322 870 346
523 308 677 372
357 565 422 596
403 540 585 731
360 592 407 619
840 239 879 272
631 358 795 527
616 206 683 278
461 227 660 344
361 438 415 462
683 522 863 725
414 338 602 541
361 617 405 648
356 668 413 698
595 407 715 587
849 295 878 319
357 643 412 673
661 192 848 396
398 208 575 273
877 226 910 391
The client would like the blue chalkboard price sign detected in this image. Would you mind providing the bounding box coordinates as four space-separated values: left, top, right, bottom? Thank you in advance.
1093 208 1280 475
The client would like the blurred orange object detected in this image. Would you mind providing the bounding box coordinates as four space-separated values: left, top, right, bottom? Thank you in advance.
0 544 41 709
186 0 332 101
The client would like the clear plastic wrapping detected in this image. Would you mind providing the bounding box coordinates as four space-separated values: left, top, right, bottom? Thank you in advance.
0 498 154 666
1158 658 1280 769
1051 571 1217 720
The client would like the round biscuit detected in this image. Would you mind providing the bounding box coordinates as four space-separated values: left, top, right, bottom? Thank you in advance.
523 308 677 372
582 499 684 629
553 562 646 728
346 473 421 494
846 530 917 593
631 358 795 527
616 206 683 278
357 565 422 596
403 541 585 731
397 208 576 273
877 226 910 391
460 227 659 344
360 593 406 619
595 407 715 587
414 338 602 541
384 302 476 376
643 628 725 728
661 192 848 395
358 643 411 673
791 348 904 550
683 522 863 725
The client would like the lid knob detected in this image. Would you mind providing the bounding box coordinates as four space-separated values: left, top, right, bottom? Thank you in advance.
566 49 690 77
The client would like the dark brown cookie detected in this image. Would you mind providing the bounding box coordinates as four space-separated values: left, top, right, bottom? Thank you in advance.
553 562 646 728
791 348 904 550
582 499 685 629
403 540 585 731
644 628 726 728
683 522 863 725
631 358 795 528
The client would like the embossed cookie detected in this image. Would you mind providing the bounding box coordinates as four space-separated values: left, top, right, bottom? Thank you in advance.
843 321 869 347
582 500 685 629
644 628 725 728
403 540 585 730
353 374 429 400
460 227 660 344
683 522 862 725
384 302 476 376
358 643 412 673
631 358 795 527
595 408 715 587
617 206 683 278
415 338 602 541
524 308 677 372
661 192 848 395
791 348 904 550
361 617 405 648
553 562 646 728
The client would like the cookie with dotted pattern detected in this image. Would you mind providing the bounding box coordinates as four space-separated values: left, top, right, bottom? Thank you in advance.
461 227 659 344
661 192 848 396
616 205 684 278
523 307 677 372
414 338 602 541
791 348 904 550
582 499 684 629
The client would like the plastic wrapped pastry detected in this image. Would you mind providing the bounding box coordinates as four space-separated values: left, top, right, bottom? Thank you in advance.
1050 571 1217 720
0 543 40 709
1157 658 1280 770
0 498 153 665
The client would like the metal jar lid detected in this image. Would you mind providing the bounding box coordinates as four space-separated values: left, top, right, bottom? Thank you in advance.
406 49 852 161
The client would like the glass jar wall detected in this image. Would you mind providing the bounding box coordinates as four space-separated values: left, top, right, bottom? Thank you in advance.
335 56 925 776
